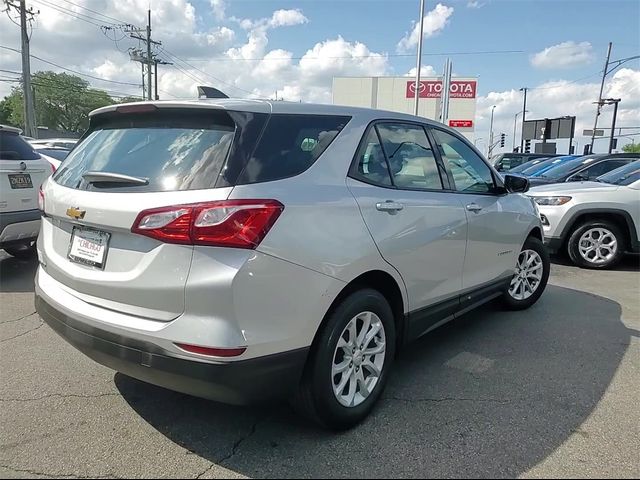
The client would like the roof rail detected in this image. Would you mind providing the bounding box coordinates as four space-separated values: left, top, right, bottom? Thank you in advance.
197 86 229 99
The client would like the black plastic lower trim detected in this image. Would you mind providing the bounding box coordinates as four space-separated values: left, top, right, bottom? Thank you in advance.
35 296 309 406
0 209 41 247
406 276 511 343
544 237 563 254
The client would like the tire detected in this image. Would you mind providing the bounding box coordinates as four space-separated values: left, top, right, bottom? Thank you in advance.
292 288 396 430
4 242 36 259
567 220 626 269
502 236 550 311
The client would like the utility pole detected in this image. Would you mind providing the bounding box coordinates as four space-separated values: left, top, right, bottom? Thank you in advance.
488 105 496 157
598 98 621 154
124 9 167 100
590 42 612 154
413 0 425 116
154 58 172 100
5 0 38 137
146 10 152 100
519 87 528 152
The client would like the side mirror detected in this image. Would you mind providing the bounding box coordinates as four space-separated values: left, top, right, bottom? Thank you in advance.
504 174 529 193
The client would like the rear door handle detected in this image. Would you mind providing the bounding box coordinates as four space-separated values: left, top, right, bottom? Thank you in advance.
376 201 404 213
466 203 482 213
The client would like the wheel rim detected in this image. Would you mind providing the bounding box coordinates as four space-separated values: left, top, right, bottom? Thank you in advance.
509 249 544 301
332 311 386 408
578 227 617 264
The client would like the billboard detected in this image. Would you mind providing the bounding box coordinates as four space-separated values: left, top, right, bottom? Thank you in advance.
406 80 477 99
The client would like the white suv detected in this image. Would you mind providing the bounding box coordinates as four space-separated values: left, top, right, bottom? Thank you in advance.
1 125 53 258
35 100 549 429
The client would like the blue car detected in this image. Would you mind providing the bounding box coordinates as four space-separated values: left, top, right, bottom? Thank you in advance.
521 155 581 177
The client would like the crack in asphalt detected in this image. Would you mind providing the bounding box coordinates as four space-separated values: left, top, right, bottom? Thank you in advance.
384 395 511 404
0 320 44 343
0 392 120 403
0 464 118 479
0 311 37 325
194 416 267 479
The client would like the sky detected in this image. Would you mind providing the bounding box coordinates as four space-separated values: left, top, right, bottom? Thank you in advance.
0 0 639 154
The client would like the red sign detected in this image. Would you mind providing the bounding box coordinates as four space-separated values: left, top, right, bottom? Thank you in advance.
449 120 473 128
406 80 477 99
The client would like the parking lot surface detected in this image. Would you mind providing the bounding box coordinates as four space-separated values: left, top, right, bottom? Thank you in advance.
1 251 638 479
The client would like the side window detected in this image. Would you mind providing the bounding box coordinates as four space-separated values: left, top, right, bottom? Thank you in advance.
353 128 393 186
581 160 630 179
432 129 495 193
376 123 443 190
237 114 350 185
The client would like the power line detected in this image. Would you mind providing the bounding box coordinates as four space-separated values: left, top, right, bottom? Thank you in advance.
180 49 528 63
29 0 112 28
160 47 256 96
0 76 142 99
0 45 140 86
57 0 133 26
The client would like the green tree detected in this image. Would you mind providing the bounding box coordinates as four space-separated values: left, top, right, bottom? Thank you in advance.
5 71 115 133
0 97 17 126
622 143 640 153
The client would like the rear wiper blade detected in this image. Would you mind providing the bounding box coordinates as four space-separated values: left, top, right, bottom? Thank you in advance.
82 171 149 186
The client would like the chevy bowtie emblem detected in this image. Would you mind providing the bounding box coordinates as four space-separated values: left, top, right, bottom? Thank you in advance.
66 207 86 220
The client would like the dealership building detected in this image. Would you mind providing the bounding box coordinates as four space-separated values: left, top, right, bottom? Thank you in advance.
332 76 478 140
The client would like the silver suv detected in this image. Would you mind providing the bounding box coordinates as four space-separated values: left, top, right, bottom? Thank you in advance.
529 160 640 269
35 100 549 429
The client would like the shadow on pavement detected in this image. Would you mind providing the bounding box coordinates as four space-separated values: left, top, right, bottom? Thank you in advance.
116 285 632 478
0 254 38 293
551 252 640 272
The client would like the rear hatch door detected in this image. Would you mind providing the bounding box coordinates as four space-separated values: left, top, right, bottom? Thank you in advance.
40 106 238 320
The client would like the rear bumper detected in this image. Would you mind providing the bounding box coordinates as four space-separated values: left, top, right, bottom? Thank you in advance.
35 295 309 405
0 209 41 246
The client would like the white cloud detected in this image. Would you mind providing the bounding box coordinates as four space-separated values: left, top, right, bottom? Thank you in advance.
467 1 484 8
269 9 308 28
476 68 640 154
397 3 454 52
210 0 225 21
405 65 438 77
531 41 594 69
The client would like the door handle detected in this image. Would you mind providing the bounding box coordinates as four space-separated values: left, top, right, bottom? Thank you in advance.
466 203 482 213
376 201 404 213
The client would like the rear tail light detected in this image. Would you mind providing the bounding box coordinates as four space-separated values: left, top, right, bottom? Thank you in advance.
131 200 284 249
175 343 246 358
38 186 45 212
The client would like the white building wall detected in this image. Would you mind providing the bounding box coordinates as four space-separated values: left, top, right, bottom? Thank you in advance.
332 76 478 141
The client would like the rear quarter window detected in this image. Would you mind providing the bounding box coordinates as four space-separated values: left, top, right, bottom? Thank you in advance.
236 114 350 184
0 132 40 160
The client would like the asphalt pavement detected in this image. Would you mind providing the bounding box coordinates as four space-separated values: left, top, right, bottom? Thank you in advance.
0 250 638 479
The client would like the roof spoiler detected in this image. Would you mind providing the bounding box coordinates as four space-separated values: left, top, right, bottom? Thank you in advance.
198 86 229 99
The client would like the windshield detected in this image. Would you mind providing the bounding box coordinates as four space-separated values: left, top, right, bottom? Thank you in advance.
54 110 235 192
530 156 579 177
521 158 559 175
539 156 598 179
509 158 547 173
597 160 640 186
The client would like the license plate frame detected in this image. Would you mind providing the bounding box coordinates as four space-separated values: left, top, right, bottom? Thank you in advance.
8 173 33 189
67 226 111 270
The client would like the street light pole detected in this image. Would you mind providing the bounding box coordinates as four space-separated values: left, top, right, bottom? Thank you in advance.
488 105 496 157
413 0 426 116
519 87 528 152
606 98 621 153
513 110 528 151
590 42 613 154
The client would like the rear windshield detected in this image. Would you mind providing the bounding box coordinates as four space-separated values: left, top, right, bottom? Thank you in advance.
0 131 40 160
53 109 236 192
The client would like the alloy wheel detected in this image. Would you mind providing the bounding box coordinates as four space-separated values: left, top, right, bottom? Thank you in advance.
578 227 617 265
509 249 544 301
332 311 386 408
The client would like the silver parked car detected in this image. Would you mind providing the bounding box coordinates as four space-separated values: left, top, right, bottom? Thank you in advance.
529 160 640 269
35 100 549 429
